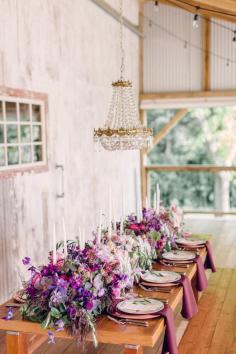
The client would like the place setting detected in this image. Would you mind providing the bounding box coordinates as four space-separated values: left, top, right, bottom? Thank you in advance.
159 250 198 268
139 267 198 320
107 296 178 354
175 238 217 273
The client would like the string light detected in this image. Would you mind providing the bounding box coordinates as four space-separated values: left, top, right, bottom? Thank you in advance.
154 0 159 12
192 8 199 29
233 31 236 46
141 13 236 64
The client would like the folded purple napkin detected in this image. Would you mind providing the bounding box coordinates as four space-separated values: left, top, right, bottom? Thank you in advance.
204 241 217 273
179 275 198 319
159 305 179 354
194 256 208 291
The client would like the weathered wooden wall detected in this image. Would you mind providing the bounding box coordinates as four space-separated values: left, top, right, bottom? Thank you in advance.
0 0 140 303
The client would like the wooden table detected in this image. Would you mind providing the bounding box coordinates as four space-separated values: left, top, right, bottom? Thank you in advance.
0 248 207 354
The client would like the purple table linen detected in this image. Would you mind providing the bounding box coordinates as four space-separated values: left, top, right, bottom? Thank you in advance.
205 241 217 273
194 256 208 291
179 275 198 319
159 305 179 354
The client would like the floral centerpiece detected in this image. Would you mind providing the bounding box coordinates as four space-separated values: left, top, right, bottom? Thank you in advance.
125 205 187 257
21 241 130 345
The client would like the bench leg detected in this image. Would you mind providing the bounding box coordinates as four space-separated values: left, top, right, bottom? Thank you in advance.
124 344 143 354
6 332 28 354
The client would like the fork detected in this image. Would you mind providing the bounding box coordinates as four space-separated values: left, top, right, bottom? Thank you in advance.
139 284 172 294
160 260 190 268
160 269 186 275
107 315 149 327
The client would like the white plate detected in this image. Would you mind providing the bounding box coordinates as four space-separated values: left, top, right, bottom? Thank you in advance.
162 250 196 261
141 270 181 284
117 298 164 315
176 238 206 246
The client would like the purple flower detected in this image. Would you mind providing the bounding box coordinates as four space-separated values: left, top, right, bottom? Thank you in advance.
48 331 55 344
85 300 94 311
55 320 65 332
50 289 67 306
67 306 76 319
98 288 105 297
22 257 31 265
3 307 13 320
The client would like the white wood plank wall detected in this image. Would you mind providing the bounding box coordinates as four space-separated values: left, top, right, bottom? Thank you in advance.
0 0 140 303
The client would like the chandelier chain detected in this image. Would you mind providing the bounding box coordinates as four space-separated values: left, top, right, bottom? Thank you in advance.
120 0 125 79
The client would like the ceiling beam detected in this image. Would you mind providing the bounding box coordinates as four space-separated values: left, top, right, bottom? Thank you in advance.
146 165 236 172
202 18 211 90
90 0 144 37
144 0 236 24
140 90 236 101
146 108 188 154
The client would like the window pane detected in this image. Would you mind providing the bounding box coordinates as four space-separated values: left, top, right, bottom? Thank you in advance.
21 145 31 163
32 125 42 142
20 125 31 143
32 105 41 122
20 103 30 121
0 102 3 121
5 102 17 122
7 124 18 143
33 145 42 162
0 147 5 166
7 146 19 165
0 125 4 143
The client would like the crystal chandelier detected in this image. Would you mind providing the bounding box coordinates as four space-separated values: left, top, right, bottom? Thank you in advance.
94 0 152 151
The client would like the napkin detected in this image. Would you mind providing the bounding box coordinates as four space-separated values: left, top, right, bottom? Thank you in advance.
179 275 198 319
194 256 208 291
204 241 217 273
159 305 179 354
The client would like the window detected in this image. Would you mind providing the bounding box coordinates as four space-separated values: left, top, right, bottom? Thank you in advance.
0 87 48 176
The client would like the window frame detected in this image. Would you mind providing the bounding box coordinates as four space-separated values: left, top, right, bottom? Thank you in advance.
0 86 48 177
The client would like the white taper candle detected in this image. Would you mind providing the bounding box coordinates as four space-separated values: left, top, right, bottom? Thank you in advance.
53 223 57 264
98 211 102 244
108 186 112 237
62 217 68 258
156 183 160 214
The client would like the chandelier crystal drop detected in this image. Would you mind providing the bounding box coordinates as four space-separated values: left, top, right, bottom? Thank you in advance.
94 0 152 151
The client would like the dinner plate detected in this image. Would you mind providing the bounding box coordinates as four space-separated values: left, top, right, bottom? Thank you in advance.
176 238 206 246
162 250 196 261
117 297 164 315
141 270 181 284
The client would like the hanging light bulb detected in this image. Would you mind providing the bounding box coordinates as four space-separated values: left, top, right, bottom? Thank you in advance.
93 0 152 151
192 13 199 29
232 30 236 46
154 0 159 12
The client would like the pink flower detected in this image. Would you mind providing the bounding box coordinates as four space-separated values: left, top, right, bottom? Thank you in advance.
31 273 42 286
112 287 121 298
130 224 139 231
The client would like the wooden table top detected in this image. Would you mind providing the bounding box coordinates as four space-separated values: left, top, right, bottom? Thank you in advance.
0 248 207 348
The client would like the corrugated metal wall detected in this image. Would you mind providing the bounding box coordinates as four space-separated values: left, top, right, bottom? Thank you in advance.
211 19 236 90
143 2 236 93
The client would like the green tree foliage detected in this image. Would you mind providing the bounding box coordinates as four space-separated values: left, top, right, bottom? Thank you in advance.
147 107 236 210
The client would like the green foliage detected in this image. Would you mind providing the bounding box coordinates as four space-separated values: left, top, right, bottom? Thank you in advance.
147 106 236 210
